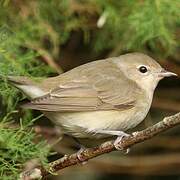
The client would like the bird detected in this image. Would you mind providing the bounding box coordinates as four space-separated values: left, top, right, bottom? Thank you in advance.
7 52 177 152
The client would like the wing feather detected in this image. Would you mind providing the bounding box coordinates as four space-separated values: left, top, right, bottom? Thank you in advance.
22 60 139 112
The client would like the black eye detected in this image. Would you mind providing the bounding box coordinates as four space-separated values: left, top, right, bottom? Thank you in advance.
139 66 148 73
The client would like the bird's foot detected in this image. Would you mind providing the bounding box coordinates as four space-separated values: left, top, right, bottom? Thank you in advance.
88 129 131 153
113 131 131 153
77 147 88 165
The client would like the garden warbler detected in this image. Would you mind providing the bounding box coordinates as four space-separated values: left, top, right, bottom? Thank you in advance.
7 53 177 150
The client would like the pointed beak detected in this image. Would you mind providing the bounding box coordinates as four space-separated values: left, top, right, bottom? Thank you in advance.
158 69 178 78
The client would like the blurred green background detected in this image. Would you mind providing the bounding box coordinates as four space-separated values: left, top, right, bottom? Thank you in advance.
0 0 179 179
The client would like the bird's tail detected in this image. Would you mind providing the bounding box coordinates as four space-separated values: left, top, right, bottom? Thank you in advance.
6 75 35 86
1 75 45 99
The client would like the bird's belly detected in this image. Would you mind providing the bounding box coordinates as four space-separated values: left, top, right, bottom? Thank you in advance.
44 107 149 139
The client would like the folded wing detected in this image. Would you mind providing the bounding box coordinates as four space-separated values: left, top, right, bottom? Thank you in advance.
22 61 138 112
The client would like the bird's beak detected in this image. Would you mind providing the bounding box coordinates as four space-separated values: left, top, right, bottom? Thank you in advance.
158 69 177 78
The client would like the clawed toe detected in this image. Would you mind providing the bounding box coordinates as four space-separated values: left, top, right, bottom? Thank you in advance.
77 147 88 165
113 133 131 153
124 147 130 154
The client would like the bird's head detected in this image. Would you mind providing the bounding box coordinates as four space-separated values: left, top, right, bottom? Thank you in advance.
114 53 177 92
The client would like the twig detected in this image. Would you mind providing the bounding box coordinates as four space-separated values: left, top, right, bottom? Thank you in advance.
20 112 180 179
26 44 63 74
33 47 63 74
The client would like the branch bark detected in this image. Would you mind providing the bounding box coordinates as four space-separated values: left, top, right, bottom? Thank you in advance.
20 112 180 180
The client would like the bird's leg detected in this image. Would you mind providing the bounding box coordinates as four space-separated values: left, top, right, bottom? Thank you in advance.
66 135 87 164
76 146 87 164
114 134 131 153
92 129 131 153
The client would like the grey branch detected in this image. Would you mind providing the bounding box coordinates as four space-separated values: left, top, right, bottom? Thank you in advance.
20 112 180 180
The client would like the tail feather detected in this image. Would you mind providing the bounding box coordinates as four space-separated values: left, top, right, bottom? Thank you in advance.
6 76 34 86
4 76 46 99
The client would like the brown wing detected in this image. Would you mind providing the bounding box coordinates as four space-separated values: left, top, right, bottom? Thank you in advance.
22 60 138 112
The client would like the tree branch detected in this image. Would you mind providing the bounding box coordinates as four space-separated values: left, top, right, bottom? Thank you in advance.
20 112 180 180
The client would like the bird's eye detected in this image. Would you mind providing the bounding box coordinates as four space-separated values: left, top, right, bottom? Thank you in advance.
138 66 148 73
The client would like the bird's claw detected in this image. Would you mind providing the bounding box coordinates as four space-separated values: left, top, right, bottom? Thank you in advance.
113 132 131 153
77 147 88 165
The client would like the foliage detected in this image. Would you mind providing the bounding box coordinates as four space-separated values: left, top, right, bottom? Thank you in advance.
94 0 179 56
0 113 49 179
